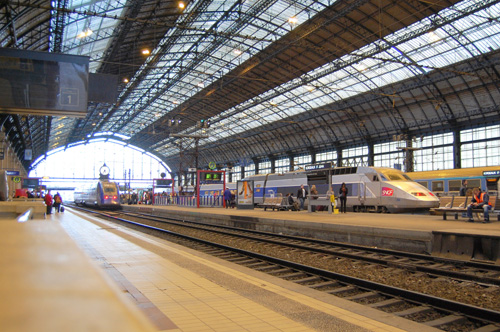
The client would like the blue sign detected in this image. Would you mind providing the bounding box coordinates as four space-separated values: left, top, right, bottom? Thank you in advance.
6 170 20 176
483 170 500 176
305 162 332 171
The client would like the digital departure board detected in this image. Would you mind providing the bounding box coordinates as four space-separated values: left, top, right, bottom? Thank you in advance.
155 179 173 188
0 48 89 117
22 178 39 189
198 171 224 184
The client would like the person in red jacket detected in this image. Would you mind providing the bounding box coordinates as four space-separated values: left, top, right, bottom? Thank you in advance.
44 190 53 215
467 187 491 223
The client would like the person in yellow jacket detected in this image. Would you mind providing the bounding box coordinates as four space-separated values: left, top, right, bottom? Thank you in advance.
327 187 337 212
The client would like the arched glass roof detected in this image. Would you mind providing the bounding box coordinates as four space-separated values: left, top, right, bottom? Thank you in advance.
1 0 499 173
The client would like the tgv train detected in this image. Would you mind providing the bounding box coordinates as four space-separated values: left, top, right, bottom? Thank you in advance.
406 166 500 196
194 166 438 213
74 180 121 209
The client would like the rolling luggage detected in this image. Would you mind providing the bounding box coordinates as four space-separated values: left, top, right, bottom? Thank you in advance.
60 206 65 212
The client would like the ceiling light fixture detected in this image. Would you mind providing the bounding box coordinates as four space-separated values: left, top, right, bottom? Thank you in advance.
77 29 93 39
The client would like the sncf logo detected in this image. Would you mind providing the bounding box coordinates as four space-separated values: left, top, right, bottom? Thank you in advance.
382 187 394 196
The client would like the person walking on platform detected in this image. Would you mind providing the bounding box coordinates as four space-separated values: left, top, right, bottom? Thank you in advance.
44 190 53 215
223 187 232 209
467 187 492 223
297 184 308 211
339 183 348 213
53 192 63 212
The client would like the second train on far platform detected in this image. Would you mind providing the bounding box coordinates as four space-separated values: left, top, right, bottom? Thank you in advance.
74 179 121 209
406 166 500 196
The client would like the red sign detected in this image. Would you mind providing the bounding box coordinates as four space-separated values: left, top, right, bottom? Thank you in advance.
382 187 394 196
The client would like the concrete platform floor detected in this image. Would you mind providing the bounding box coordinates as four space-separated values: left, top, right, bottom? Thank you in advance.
58 208 442 331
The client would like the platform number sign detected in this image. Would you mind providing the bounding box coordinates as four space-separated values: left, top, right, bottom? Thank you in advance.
60 88 79 106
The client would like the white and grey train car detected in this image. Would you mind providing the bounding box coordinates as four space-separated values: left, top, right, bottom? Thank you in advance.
246 166 439 213
74 180 121 209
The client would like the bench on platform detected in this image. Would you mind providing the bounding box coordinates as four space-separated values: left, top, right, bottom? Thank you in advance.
259 196 292 211
434 195 498 221
0 201 47 219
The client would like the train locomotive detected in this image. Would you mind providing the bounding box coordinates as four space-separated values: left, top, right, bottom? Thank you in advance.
191 166 438 213
74 179 121 209
247 166 438 213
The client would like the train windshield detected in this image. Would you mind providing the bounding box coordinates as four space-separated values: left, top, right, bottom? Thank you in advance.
103 184 117 193
379 170 412 181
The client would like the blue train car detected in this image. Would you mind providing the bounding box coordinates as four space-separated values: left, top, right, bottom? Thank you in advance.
406 166 500 196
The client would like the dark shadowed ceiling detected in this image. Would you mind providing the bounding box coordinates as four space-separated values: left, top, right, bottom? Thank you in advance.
1 0 499 174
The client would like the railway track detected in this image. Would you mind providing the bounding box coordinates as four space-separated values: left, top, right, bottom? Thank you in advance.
122 210 500 287
69 205 500 332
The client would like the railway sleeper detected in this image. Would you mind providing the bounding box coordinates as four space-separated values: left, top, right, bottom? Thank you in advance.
326 285 357 295
244 261 269 268
423 314 468 328
280 272 309 280
254 265 282 272
239 259 262 265
470 324 500 332
294 276 324 285
227 257 255 263
201 249 224 254
267 268 294 275
343 291 379 301
309 281 341 290
214 251 236 259
393 305 434 317
483 271 500 278
368 298 406 309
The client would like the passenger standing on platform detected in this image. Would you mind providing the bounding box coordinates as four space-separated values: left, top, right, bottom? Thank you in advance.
467 187 491 223
339 183 348 213
310 185 318 212
459 180 468 196
44 190 53 215
297 184 308 211
230 191 236 208
223 187 232 209
53 192 63 212
327 186 336 210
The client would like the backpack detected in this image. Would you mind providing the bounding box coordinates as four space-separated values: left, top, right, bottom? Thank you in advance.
55 196 61 203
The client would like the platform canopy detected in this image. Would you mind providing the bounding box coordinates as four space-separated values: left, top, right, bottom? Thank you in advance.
1 0 499 173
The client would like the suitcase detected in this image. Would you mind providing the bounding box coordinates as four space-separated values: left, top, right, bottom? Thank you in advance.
60 206 65 212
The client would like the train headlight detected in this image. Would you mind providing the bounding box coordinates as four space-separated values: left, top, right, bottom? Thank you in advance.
113 196 117 199
104 195 109 199
411 192 426 197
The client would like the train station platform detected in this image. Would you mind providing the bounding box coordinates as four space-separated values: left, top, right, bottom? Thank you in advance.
3 205 500 331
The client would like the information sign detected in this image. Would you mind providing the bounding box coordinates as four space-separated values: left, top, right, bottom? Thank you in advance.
305 162 333 171
483 170 500 176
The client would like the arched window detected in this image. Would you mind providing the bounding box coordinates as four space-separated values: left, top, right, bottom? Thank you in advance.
29 139 170 189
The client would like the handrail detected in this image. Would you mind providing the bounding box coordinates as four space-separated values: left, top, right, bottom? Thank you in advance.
17 208 34 222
